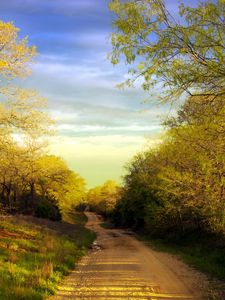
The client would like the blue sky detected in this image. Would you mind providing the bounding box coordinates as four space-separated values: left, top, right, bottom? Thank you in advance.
0 0 196 187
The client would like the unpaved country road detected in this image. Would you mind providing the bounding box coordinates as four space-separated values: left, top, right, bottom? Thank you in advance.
52 212 209 300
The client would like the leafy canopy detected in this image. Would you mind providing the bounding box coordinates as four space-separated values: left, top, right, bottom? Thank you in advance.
109 0 225 101
0 21 36 80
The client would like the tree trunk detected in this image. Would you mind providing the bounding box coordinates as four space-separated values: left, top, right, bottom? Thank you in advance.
6 183 12 211
30 181 36 208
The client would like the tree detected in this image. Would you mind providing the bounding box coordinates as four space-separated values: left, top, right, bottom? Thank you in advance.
109 0 225 101
115 98 225 236
162 95 225 233
0 20 52 142
109 0 225 239
0 20 86 221
0 21 36 81
87 181 121 216
0 87 53 136
113 150 166 230
35 155 86 213
0 21 51 216
0 88 53 210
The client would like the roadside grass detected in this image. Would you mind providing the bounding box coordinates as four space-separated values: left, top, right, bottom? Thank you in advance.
0 212 95 300
138 232 225 279
63 209 88 226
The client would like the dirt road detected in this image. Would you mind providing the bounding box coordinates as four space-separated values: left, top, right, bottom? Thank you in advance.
52 212 209 300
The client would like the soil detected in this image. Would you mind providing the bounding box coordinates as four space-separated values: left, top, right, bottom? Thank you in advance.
51 212 211 300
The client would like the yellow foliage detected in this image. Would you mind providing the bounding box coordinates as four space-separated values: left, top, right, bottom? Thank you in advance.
0 21 36 79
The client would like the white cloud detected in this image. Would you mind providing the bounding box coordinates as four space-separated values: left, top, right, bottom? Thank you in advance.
56 123 161 133
33 61 112 80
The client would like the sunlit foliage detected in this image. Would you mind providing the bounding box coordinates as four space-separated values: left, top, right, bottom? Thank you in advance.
109 0 225 101
0 21 36 80
113 93 225 236
110 0 225 238
87 180 121 216
0 20 85 219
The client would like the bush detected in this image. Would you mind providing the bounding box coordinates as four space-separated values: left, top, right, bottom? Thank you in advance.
35 195 62 221
75 203 87 212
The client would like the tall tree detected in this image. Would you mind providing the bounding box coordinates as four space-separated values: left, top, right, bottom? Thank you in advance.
0 20 53 214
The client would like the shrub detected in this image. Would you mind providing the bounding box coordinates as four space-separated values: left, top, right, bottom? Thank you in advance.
35 195 62 221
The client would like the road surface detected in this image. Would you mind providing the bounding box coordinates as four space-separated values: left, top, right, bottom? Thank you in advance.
52 212 208 300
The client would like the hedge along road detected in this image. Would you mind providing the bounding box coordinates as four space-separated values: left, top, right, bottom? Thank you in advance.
51 212 209 300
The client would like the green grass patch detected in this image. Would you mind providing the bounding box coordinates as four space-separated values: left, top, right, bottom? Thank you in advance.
0 212 95 300
63 210 88 226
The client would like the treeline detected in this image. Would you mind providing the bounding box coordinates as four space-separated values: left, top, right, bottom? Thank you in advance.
113 94 225 238
0 21 86 219
87 94 225 238
86 180 121 217
104 0 225 239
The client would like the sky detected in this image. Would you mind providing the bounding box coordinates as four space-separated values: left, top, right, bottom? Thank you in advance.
0 0 196 188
